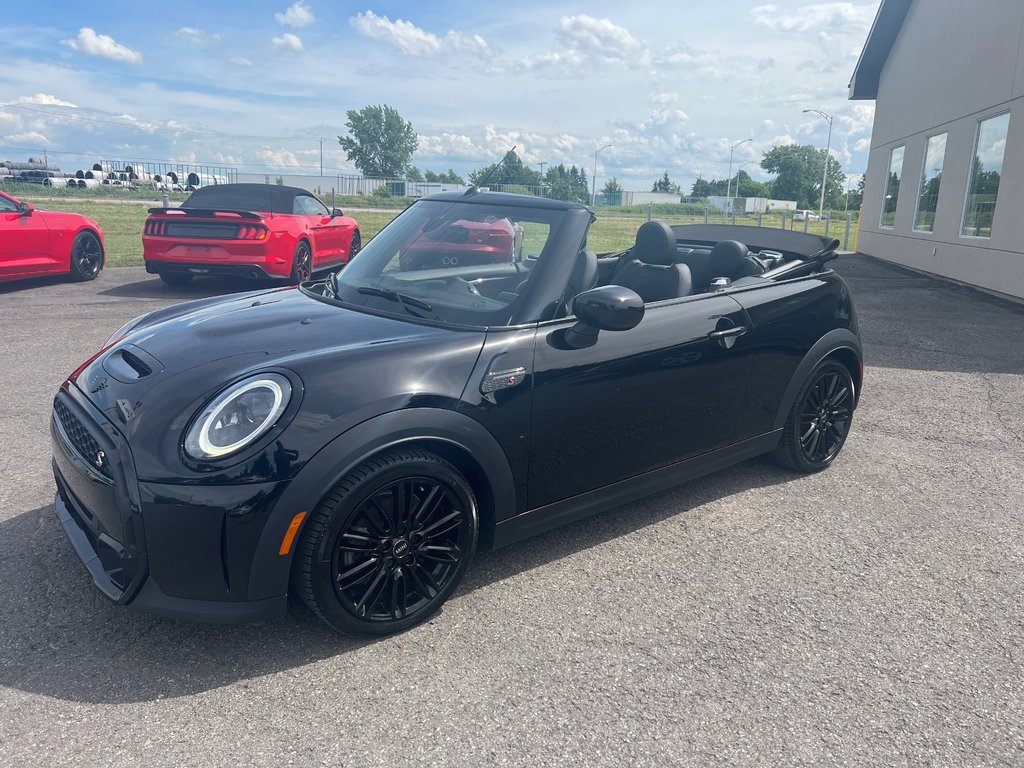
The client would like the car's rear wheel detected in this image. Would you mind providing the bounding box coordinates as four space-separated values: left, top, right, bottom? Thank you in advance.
291 240 312 283
348 230 361 262
774 359 855 473
159 271 193 287
69 231 103 281
295 449 478 635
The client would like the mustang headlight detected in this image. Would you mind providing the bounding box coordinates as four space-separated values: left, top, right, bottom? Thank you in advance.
184 373 292 460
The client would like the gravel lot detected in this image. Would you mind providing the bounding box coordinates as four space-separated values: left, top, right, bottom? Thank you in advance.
0 256 1022 767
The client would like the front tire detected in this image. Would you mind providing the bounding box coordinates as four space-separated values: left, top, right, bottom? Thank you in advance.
774 359 855 473
291 240 312 283
295 449 479 635
69 231 103 281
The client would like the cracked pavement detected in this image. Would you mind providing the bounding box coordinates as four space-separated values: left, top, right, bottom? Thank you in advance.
0 255 1022 767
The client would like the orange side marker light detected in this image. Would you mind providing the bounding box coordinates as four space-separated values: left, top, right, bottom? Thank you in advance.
278 511 308 556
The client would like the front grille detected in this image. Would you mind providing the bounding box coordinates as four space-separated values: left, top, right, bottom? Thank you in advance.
164 222 239 239
54 398 110 477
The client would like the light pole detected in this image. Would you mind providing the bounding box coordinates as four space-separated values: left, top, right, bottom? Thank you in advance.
591 144 610 206
803 108 833 220
735 161 754 197
726 138 753 206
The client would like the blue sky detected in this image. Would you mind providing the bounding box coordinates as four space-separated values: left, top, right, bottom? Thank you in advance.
0 1 879 191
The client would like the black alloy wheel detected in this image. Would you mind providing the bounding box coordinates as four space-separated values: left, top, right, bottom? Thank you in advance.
69 231 103 281
348 230 361 261
295 449 478 635
774 359 855 473
291 240 312 283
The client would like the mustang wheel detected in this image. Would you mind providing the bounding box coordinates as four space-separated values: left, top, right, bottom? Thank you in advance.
69 231 103 281
295 449 478 635
774 359 854 473
291 240 312 283
159 271 193 286
348 230 361 261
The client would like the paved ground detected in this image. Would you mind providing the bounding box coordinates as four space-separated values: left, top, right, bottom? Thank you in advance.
0 258 1022 767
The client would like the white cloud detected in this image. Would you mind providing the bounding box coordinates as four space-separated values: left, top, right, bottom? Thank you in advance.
258 148 302 167
62 28 143 64
854 138 871 152
751 3 875 33
271 33 304 54
17 93 78 108
276 1 315 28
557 15 639 58
175 27 221 45
230 55 254 66
5 131 50 144
349 12 489 58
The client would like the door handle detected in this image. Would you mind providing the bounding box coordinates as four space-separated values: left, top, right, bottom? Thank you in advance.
708 326 747 340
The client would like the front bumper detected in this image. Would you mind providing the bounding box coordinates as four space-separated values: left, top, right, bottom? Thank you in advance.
51 384 289 624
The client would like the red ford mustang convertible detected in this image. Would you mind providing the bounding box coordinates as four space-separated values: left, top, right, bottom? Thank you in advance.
142 183 361 286
0 190 104 284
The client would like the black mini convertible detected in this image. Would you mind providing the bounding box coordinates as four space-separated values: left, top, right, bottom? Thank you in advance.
51 191 862 635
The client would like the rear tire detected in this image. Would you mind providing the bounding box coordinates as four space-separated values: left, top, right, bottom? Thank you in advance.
291 240 312 283
158 271 193 287
774 359 855 473
348 230 361 262
69 231 103 281
295 449 478 636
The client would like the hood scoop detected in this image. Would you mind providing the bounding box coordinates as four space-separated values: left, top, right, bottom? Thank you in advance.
101 344 163 383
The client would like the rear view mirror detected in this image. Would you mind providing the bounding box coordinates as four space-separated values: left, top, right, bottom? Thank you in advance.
18 202 34 216
331 208 344 218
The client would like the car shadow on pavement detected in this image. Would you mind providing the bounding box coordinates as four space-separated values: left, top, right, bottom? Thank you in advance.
97 276 282 300
0 457 796 705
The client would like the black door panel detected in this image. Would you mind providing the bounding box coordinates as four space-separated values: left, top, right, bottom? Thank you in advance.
528 294 753 509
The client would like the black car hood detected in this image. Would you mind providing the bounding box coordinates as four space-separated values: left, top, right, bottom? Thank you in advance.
74 287 487 481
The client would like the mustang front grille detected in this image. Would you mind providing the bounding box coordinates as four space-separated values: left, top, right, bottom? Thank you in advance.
54 398 110 477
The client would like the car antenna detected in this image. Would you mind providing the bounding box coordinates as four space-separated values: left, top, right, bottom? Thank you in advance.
465 145 517 196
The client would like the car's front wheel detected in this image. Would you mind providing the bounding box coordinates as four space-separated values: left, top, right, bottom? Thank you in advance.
774 359 855 473
295 449 479 635
69 231 103 281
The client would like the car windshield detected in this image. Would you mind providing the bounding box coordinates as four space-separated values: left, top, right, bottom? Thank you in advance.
329 199 563 327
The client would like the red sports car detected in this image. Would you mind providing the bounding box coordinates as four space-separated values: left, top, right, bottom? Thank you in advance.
0 190 104 284
142 183 360 286
398 216 524 271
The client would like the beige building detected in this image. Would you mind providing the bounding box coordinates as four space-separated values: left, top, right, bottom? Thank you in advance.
851 0 1024 300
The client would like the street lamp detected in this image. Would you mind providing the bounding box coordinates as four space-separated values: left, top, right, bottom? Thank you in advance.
726 138 753 203
735 161 755 197
591 144 611 206
803 108 833 220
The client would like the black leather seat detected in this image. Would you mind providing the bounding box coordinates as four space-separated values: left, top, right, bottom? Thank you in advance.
709 240 766 281
613 220 692 303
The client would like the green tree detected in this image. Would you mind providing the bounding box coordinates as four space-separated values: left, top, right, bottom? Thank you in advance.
601 177 623 194
651 171 681 194
338 104 418 178
690 177 730 197
406 165 423 181
760 144 845 209
734 170 772 199
544 164 590 203
468 151 543 189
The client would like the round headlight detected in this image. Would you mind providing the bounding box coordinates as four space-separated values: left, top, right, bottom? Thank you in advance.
184 373 292 460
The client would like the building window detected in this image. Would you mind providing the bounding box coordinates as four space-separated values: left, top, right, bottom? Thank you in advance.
913 133 947 232
880 145 904 228
962 112 1011 238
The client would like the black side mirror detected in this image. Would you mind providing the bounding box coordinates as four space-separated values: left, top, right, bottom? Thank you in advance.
565 285 644 348
18 202 34 217
331 208 343 218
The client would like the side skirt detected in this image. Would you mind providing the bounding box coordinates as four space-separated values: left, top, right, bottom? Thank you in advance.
492 430 782 549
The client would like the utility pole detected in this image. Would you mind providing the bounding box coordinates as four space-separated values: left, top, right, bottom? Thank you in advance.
591 144 611 206
319 138 324 177
726 138 753 209
803 109 833 219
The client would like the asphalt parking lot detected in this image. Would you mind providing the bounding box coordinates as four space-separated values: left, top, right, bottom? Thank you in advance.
1 256 1022 767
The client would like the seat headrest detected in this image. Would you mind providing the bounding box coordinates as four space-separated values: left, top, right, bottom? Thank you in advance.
709 240 749 276
633 220 677 266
